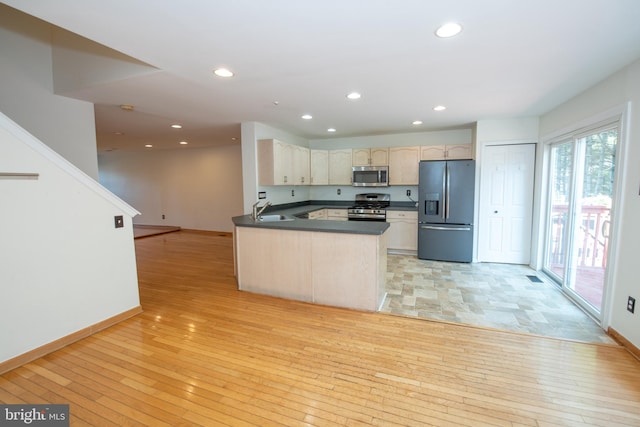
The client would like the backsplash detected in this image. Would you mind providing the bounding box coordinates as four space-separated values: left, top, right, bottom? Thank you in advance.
256 185 418 206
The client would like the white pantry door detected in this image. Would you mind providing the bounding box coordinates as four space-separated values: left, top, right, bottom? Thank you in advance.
478 144 535 264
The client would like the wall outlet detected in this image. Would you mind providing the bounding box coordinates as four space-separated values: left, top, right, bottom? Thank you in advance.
162 214 165 220
627 296 636 313
291 189 295 197
258 191 266 199
337 188 341 195
406 189 411 197
114 215 124 228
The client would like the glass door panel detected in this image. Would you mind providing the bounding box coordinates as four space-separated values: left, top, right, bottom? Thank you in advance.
544 142 573 283
543 127 617 320
568 129 616 312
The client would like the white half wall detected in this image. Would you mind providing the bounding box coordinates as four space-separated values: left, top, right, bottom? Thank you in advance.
0 113 140 364
98 144 244 232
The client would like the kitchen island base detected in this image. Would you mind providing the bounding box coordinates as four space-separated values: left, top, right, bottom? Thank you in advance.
234 226 387 311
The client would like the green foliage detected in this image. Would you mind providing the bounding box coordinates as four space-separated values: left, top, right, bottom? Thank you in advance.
551 128 617 203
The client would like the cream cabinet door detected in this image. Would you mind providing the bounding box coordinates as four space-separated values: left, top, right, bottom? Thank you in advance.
308 209 327 220
258 139 293 185
420 145 446 160
310 149 329 185
421 144 472 160
326 208 348 221
353 148 389 166
445 144 473 160
386 211 418 251
370 147 389 165
389 146 420 185
274 140 293 185
293 145 310 185
329 149 352 185
352 149 371 166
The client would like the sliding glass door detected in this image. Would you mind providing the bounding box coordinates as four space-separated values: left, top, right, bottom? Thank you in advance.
543 125 618 319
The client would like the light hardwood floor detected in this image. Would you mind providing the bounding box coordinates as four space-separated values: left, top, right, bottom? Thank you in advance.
1 230 639 426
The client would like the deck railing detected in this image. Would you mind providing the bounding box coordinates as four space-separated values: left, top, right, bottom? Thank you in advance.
549 204 610 269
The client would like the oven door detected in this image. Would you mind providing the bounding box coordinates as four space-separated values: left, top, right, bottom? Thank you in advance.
347 212 386 221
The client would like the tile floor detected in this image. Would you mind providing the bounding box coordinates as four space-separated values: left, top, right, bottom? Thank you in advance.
381 254 616 344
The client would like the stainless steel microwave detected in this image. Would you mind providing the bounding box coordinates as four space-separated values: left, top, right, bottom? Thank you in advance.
352 166 389 187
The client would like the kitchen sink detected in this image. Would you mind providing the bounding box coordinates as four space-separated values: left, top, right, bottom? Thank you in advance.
258 214 295 222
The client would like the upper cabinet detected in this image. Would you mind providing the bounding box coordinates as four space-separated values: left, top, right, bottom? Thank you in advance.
258 139 310 186
421 144 473 160
258 139 471 187
329 149 352 185
310 149 329 185
389 146 420 185
292 145 310 185
258 139 293 185
446 144 473 159
352 148 389 166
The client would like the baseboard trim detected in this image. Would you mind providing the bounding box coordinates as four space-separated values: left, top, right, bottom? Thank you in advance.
0 306 143 375
387 249 418 256
608 327 640 360
181 229 233 237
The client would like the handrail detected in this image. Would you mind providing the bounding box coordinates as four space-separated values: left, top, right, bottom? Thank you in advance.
0 172 39 179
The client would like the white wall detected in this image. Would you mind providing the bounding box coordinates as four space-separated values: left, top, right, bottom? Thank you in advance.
0 113 140 364
475 118 540 144
0 4 99 179
99 144 244 232
310 128 472 150
540 59 640 348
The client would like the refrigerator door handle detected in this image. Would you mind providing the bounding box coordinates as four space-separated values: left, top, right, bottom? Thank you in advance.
420 225 471 231
445 165 451 219
441 166 446 219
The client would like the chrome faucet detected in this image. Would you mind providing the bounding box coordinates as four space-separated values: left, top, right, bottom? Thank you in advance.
252 200 272 220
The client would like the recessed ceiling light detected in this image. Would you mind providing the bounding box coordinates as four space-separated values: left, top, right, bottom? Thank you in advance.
346 92 361 100
145 144 153 148
412 120 423 125
179 141 188 145
171 124 182 129
213 68 234 77
327 128 336 132
301 114 313 120
433 105 447 111
435 22 462 38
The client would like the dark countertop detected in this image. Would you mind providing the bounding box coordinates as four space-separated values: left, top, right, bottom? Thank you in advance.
232 202 402 235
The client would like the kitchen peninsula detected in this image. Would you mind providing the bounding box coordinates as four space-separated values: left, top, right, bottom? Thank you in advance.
232 206 389 311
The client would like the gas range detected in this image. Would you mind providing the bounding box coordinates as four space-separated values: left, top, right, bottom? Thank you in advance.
347 193 390 221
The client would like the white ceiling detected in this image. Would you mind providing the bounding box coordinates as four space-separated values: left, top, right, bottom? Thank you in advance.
4 0 640 152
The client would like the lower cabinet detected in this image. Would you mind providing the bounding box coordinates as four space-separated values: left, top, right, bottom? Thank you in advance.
386 210 418 253
326 208 348 221
308 209 328 220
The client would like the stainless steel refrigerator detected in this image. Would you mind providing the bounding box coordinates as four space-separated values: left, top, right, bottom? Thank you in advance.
418 159 475 262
